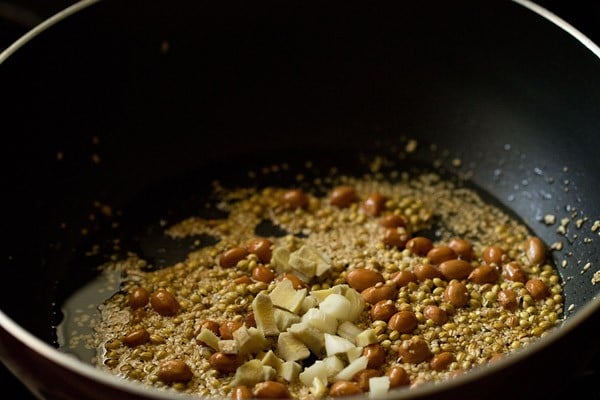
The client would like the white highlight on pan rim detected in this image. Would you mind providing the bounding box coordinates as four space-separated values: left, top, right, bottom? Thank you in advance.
513 0 600 59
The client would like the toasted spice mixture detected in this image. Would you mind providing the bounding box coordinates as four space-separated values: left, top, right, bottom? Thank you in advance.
91 170 564 399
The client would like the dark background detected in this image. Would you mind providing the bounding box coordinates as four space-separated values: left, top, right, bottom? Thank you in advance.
0 1 599 399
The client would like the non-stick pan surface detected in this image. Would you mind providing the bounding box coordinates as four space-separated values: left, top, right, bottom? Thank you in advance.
0 1 599 399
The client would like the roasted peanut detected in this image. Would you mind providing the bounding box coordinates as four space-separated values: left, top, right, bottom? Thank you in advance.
361 283 398 304
388 310 418 333
405 236 433 256
128 287 150 309
247 238 273 263
382 228 409 249
233 275 253 285
150 289 180 316
526 278 550 300
370 300 398 322
426 245 456 265
503 261 527 283
279 273 307 289
346 269 385 292
398 337 432 364
438 259 472 280
353 369 381 391
413 263 443 282
195 320 221 345
391 270 418 287
201 320 220 334
219 321 243 340
253 381 291 398
209 352 241 373
468 264 499 284
525 236 546 265
330 186 357 208
362 192 387 217
423 305 448 325
131 308 146 324
363 344 387 368
444 281 469 307
497 289 518 311
387 366 410 388
157 359 193 384
430 352 455 371
379 214 407 228
252 265 275 283
220 247 249 269
232 385 252 400
244 312 257 328
122 328 150 347
281 189 309 210
448 238 474 260
329 381 363 397
482 245 504 265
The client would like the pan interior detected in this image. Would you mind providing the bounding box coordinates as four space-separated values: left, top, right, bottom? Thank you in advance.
51 144 567 367
0 1 598 397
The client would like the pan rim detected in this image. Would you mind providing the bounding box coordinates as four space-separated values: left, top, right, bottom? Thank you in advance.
1 0 600 64
0 0 100 64
513 0 600 59
1 299 599 399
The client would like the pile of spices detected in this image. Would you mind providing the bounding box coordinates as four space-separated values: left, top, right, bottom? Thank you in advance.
90 169 563 399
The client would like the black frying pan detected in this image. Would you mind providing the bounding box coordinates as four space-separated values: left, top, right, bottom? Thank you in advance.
0 0 599 399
